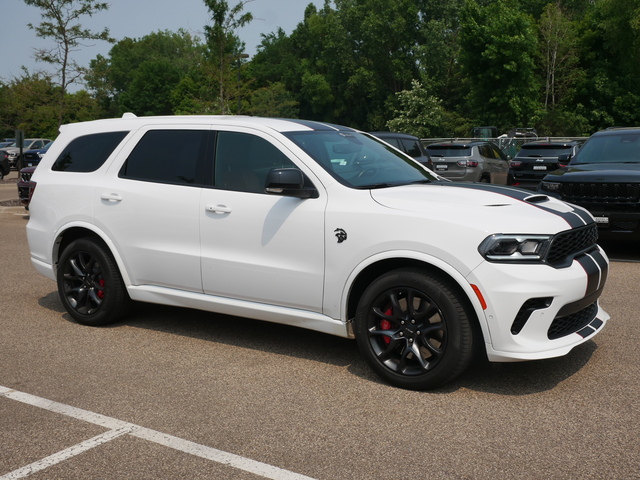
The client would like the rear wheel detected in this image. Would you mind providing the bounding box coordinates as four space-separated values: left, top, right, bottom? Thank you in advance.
355 268 474 390
57 238 130 326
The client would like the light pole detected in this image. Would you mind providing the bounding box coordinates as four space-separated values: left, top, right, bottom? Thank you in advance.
236 53 249 113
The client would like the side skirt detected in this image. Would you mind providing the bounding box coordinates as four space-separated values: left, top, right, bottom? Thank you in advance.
127 285 351 338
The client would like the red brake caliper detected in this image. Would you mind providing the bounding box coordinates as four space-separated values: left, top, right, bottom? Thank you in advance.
380 307 393 344
97 279 105 299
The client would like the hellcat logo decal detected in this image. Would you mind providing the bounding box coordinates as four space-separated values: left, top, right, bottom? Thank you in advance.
334 228 347 243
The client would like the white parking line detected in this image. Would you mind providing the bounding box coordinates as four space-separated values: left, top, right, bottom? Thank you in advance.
0 427 133 480
0 385 316 480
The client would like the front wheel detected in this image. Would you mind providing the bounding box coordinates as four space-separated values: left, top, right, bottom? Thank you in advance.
355 269 474 390
57 238 130 326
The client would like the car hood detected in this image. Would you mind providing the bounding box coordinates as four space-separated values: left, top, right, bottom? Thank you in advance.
545 162 640 182
370 182 592 233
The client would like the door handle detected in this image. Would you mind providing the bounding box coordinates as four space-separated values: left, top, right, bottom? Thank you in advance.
100 193 122 202
205 204 232 214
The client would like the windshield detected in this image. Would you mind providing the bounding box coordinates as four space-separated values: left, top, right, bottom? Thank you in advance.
518 145 573 157
426 145 472 157
284 131 437 188
574 133 640 164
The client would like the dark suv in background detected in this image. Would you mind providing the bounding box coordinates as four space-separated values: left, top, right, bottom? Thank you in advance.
369 132 432 169
538 128 640 239
509 140 580 190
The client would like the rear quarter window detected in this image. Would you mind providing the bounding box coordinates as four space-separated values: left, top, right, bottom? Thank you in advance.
52 131 129 172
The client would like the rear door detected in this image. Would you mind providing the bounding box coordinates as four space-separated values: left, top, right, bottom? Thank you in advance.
95 126 209 292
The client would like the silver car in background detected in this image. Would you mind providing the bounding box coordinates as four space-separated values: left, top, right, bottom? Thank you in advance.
426 141 510 184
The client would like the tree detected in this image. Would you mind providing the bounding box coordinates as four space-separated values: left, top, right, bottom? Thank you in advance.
570 0 640 130
539 2 579 108
0 71 102 139
23 0 114 126
247 82 299 117
459 0 541 130
386 80 445 137
85 30 205 116
203 0 254 113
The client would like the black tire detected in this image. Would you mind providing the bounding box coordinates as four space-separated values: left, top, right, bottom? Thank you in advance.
57 238 130 326
0 169 3 180
355 268 474 390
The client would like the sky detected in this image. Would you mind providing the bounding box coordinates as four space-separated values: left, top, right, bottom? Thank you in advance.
1 0 323 87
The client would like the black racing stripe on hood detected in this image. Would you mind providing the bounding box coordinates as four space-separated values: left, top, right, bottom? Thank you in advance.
448 183 591 229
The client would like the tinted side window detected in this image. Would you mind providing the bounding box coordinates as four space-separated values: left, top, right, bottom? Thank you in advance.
401 139 422 158
384 138 402 150
214 132 296 193
53 131 128 172
120 130 207 185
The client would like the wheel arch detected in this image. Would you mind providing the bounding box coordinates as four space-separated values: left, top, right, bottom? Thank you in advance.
345 255 488 346
53 224 131 286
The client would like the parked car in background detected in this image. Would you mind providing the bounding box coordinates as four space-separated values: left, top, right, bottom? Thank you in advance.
369 132 433 169
25 114 609 390
425 141 510 183
4 138 52 170
509 140 581 190
18 143 53 208
18 166 36 207
22 142 52 168
0 153 9 180
538 128 640 239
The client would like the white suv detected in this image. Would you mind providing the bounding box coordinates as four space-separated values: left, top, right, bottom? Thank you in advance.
26 115 610 390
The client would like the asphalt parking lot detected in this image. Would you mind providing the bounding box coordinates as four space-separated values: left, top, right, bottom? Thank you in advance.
1 172 639 480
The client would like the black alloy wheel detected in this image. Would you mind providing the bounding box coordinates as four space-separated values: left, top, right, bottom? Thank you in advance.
57 238 130 326
355 268 474 390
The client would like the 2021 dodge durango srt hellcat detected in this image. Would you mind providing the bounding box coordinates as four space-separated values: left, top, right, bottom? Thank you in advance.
26 115 609 390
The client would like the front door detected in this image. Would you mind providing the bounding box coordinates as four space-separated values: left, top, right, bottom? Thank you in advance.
200 130 326 312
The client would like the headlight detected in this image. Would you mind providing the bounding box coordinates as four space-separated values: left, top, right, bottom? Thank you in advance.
478 234 552 262
539 181 561 192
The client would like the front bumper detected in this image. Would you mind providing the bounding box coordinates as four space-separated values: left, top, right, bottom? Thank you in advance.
469 246 609 361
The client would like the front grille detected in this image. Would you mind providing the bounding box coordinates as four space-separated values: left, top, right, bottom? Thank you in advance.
548 302 598 340
546 224 598 267
560 182 640 204
608 221 638 231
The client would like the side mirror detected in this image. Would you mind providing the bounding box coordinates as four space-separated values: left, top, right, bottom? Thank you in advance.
557 153 571 167
265 168 318 199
